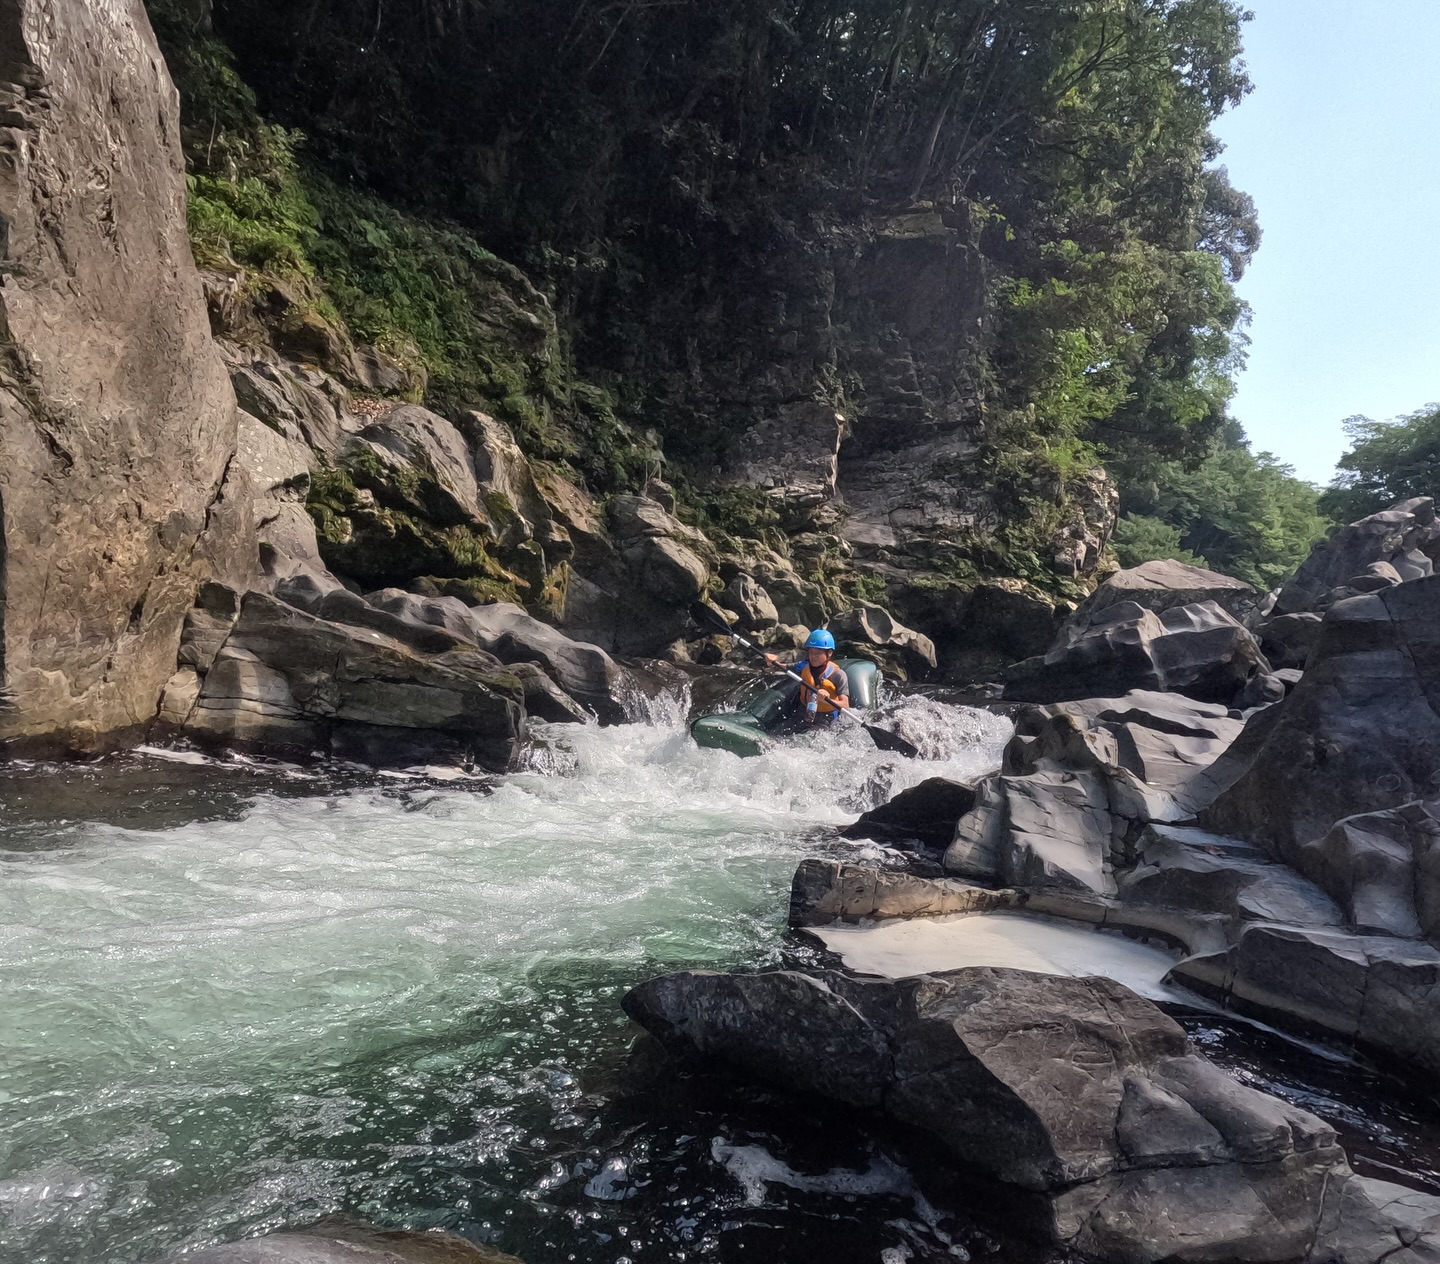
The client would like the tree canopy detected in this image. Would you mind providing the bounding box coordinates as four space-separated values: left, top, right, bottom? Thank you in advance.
1319 406 1440 524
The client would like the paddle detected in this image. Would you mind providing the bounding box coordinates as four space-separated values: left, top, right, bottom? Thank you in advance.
689 602 920 758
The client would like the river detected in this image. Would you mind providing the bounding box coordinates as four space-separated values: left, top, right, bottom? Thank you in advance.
2 691 1436 1264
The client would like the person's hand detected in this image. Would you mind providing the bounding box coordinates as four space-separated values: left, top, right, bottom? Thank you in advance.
764 652 780 667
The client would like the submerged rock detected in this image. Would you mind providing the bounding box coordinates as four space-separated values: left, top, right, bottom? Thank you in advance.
623 965 1428 1264
172 1218 522 1262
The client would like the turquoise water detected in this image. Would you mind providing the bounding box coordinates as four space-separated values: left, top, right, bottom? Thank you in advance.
0 693 1013 1263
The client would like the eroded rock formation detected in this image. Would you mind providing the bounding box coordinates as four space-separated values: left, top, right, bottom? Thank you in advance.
0 0 251 753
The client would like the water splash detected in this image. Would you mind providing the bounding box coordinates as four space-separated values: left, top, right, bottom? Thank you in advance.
0 691 1010 1262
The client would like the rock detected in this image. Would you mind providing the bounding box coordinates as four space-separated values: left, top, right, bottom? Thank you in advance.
788 858 1015 926
0 0 254 752
623 965 1359 1264
1312 1176 1440 1264
507 661 589 724
1239 672 1287 709
344 405 486 527
722 403 844 508
344 342 421 396
1254 611 1322 669
1120 824 1344 940
364 591 633 724
946 692 1247 896
1005 600 1270 707
608 493 711 609
1294 800 1440 940
1168 923 1440 1073
1348 561 1405 591
184 593 524 770
237 409 314 501
1276 499 1440 616
960 579 1066 660
458 410 570 561
1066 560 1262 634
842 777 978 848
169 1217 522 1262
1204 575 1440 863
828 603 937 675
718 574 779 631
226 350 351 456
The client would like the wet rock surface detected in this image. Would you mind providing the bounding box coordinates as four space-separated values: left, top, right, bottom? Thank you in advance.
624 965 1434 1264
170 1219 523 1263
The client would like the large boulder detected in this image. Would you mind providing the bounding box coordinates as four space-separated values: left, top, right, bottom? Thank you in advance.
0 0 254 752
1067 560 1262 633
623 965 1421 1264
1004 600 1270 707
828 602 937 676
1276 498 1440 616
1204 575 1440 863
842 777 978 848
946 692 1247 895
364 590 634 724
181 592 524 770
343 405 487 528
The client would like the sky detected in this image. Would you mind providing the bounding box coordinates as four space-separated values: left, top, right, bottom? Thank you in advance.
1211 0 1440 486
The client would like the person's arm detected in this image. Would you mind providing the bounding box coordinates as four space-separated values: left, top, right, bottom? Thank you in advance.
832 665 850 708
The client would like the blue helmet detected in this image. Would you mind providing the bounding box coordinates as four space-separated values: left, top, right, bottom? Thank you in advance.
804 628 836 651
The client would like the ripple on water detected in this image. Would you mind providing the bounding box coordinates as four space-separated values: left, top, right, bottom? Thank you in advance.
0 691 1018 1263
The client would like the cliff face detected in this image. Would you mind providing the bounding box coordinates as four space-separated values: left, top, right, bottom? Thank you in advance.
0 0 250 752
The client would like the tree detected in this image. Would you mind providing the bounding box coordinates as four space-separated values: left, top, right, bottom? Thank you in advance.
1319 406 1440 524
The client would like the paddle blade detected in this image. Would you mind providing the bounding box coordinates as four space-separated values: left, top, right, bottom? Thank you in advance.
862 722 920 759
689 601 734 638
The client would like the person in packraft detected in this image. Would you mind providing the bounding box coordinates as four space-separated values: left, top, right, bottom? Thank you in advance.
764 629 850 723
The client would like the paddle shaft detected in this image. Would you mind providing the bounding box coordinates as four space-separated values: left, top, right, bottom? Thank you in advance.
714 623 860 719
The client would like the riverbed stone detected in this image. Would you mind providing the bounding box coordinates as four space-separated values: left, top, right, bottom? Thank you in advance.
171 1218 523 1262
624 965 1362 1263
1064 560 1262 634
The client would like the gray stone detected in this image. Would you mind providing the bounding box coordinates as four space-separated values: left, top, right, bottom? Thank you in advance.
788 858 1014 926
1277 499 1440 616
828 603 937 673
343 405 486 527
1296 801 1440 940
1005 601 1270 707
365 591 633 724
0 0 254 752
1255 611 1323 669
842 777 978 848
1204 576 1440 863
1311 1175 1440 1264
623 966 1351 1263
237 408 314 501
458 410 570 560
718 574 779 631
1064 560 1261 637
185 593 524 770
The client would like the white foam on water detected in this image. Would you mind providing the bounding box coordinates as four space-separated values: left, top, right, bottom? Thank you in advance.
812 910 1182 1000
0 690 1011 1261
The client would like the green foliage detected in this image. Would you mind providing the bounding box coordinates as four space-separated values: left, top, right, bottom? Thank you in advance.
1320 406 1440 524
1121 432 1332 590
1112 515 1209 571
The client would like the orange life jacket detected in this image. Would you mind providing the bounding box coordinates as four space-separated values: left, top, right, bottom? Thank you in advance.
798 661 844 713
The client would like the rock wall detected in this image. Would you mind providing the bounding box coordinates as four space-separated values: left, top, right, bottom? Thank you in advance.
0 0 248 752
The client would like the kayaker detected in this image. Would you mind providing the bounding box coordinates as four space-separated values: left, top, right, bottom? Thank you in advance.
764 629 850 724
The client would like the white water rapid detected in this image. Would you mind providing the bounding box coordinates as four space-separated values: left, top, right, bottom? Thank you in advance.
0 691 1011 1264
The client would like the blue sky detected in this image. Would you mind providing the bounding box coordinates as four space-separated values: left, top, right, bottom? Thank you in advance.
1211 0 1440 485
